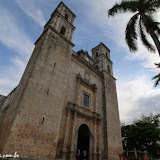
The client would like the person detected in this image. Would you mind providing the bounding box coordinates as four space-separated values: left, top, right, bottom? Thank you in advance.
77 149 80 160
83 150 87 160
144 155 148 160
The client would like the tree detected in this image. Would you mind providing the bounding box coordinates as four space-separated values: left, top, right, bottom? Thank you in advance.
108 0 160 56
121 114 160 158
152 63 160 86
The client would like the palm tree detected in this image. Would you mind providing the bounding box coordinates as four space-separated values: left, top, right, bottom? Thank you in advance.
152 63 160 86
108 0 160 56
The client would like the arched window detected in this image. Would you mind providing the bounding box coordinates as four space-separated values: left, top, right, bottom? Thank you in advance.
60 26 66 35
107 66 110 73
106 53 108 58
65 14 68 20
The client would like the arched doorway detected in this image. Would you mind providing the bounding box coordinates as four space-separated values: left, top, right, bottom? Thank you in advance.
76 124 90 160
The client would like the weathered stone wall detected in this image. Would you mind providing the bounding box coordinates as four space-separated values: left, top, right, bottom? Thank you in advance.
0 2 123 160
0 95 6 110
0 89 16 128
1 27 74 159
104 73 123 160
55 55 104 160
0 29 49 156
68 56 104 158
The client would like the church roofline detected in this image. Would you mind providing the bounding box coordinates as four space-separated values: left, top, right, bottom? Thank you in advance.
55 1 76 18
44 2 76 31
91 42 110 53
45 10 76 29
72 54 103 78
72 50 116 80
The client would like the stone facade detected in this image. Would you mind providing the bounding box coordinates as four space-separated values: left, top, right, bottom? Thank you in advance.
0 95 6 109
0 2 123 160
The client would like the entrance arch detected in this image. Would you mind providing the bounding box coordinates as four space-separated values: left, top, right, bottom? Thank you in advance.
76 124 90 160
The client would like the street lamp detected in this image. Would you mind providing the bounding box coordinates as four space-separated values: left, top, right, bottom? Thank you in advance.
124 138 128 157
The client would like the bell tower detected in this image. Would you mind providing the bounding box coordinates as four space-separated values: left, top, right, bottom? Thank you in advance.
92 42 113 75
43 2 76 42
0 2 76 159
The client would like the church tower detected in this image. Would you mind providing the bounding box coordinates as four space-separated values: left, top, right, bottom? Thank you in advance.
92 42 113 75
0 2 123 160
92 43 122 160
0 2 76 159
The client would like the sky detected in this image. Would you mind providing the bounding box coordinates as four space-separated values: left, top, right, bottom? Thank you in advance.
0 0 160 124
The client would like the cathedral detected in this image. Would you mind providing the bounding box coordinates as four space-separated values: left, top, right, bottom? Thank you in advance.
0 2 122 160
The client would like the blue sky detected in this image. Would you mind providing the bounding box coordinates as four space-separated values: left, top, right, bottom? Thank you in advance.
0 0 160 124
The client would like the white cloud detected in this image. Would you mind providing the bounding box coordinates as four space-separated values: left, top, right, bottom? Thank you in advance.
75 0 160 124
0 7 33 96
10 56 26 75
77 0 160 71
125 39 160 72
117 76 160 124
0 0 160 125
0 8 34 58
16 0 46 27
0 56 27 96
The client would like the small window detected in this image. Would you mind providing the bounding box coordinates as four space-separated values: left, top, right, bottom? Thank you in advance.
65 14 68 20
60 26 66 35
106 53 108 58
95 65 98 70
83 93 89 108
41 117 45 123
96 52 98 57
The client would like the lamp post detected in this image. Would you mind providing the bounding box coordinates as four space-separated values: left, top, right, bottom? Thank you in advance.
124 138 128 157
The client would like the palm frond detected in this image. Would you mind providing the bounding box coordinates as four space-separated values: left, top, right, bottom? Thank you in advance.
139 20 155 52
141 14 160 37
148 0 160 9
152 73 160 87
138 0 160 14
108 0 138 17
152 22 160 35
125 13 139 52
155 63 160 68
141 14 157 30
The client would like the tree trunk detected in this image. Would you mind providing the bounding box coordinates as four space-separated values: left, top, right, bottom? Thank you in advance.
149 29 160 57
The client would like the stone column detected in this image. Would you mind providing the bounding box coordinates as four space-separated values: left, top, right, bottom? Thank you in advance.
55 16 60 31
67 28 71 40
62 109 71 159
98 118 102 160
70 105 78 160
70 28 74 42
75 75 81 104
62 6 65 15
89 133 93 160
93 85 97 159
93 117 97 160
94 87 97 112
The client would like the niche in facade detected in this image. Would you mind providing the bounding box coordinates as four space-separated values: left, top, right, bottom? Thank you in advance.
60 26 66 35
65 14 68 20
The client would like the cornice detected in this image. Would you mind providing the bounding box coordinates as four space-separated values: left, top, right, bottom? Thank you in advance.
76 74 97 92
66 102 102 121
72 54 103 78
35 26 75 47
